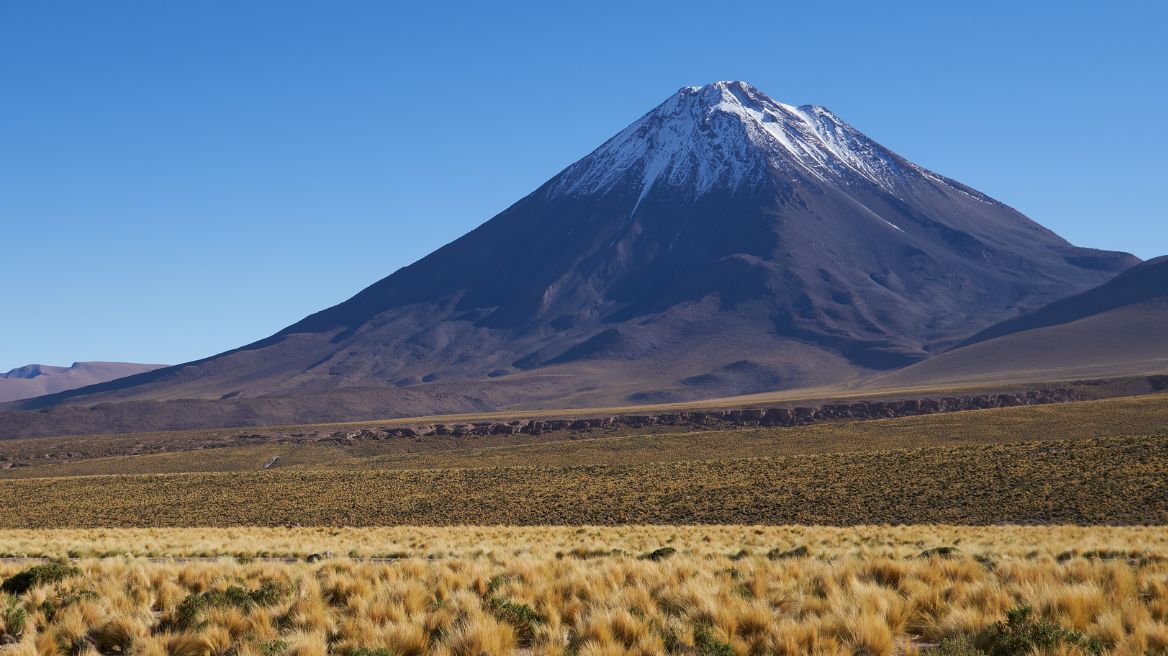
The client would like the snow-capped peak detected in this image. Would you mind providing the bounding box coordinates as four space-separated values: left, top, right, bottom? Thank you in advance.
549 81 915 203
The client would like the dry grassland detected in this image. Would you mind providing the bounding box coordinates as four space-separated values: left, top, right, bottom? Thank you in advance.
0 526 1166 655
0 397 1166 653
0 525 1162 560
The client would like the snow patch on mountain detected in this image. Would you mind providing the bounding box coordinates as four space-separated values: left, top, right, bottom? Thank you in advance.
549 81 927 203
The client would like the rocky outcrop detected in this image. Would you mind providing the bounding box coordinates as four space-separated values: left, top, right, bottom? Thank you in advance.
327 387 1083 440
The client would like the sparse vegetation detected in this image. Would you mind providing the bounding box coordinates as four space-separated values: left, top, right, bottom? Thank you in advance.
0 433 1164 527
2 392 1166 528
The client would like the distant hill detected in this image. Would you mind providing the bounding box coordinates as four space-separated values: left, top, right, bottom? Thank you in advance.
871 256 1168 387
0 362 167 403
0 81 1138 434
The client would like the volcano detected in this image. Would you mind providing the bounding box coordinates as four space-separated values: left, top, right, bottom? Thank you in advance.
4 81 1138 432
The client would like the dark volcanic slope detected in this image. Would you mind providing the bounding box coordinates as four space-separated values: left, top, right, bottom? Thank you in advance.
3 81 1137 430
872 256 1168 387
957 256 1168 348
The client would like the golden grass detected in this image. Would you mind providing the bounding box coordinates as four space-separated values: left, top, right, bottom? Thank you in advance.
0 525 1163 560
0 526 1165 655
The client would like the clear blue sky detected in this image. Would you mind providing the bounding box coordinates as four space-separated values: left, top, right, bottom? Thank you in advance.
3 1 1165 371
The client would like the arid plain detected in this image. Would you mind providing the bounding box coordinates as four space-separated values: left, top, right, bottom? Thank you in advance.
1 386 1166 655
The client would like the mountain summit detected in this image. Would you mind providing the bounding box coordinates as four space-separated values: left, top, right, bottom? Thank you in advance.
553 81 931 204
5 81 1138 431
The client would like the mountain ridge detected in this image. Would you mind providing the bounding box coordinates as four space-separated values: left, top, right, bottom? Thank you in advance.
872 256 1168 387
955 255 1168 348
0 361 167 403
0 81 1139 433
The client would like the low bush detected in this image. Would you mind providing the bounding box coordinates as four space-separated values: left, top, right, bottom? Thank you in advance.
978 605 1102 656
925 605 1103 656
170 579 287 630
924 637 984 656
1 596 25 641
1 562 79 595
918 546 960 559
489 599 543 645
641 547 677 561
257 640 289 656
693 624 734 656
767 545 809 560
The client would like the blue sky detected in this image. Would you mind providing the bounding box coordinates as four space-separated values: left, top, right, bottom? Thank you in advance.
2 1 1165 371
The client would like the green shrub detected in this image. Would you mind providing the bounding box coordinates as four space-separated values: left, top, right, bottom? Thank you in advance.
693 624 735 656
918 546 960 559
484 574 514 597
640 547 677 561
256 640 289 656
37 588 97 622
565 548 623 560
482 574 543 645
1 596 25 639
977 605 1101 655
766 545 809 560
171 580 287 630
489 599 543 645
925 605 1104 656
1 563 80 595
